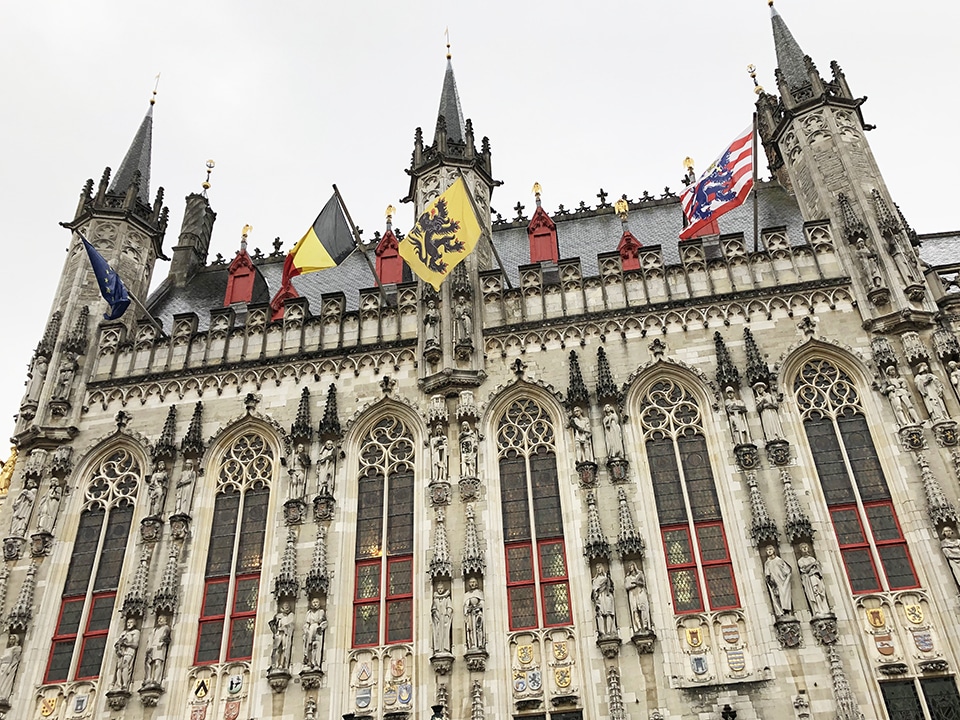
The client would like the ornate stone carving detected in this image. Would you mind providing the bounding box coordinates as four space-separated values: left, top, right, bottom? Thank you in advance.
583 491 611 561
901 332 929 368
914 363 949 423
753 382 785 442
615 488 645 559
747 474 779 544
881 365 921 427
724 387 751 447
290 386 313 443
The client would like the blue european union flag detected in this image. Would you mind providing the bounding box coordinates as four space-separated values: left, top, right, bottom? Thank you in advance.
81 236 131 320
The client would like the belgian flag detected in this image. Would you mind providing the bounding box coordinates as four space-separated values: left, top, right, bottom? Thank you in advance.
283 193 356 282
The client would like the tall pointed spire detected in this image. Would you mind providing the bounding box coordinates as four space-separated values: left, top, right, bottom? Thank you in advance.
108 101 154 205
769 2 810 94
436 43 465 145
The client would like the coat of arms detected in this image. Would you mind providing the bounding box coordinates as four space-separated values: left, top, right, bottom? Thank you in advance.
391 657 405 677
398 683 413 705
190 705 208 720
227 674 243 695
517 644 534 665
357 662 372 683
726 649 746 673
721 623 740 644
686 628 703 648
866 608 886 628
527 669 543 692
513 671 527 693
874 633 895 656
72 695 88 714
690 654 708 675
553 641 569 661
384 685 398 706
904 604 924 625
193 679 210 699
913 630 934 653
356 687 372 709
555 667 572 688
224 700 241 720
40 698 57 717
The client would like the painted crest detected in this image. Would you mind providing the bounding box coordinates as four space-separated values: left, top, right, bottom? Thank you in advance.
193 678 210 699
391 657 405 677
686 627 703 648
224 700 241 720
721 623 740 644
555 667 572 688
913 629 934 653
553 641 569 661
398 682 413 705
356 686 372 709
40 697 57 717
874 633 895 656
384 685 398 706
513 671 527 693
904 604 924 625
227 674 243 695
72 695 88 714
517 644 534 665
190 705 208 720
866 607 886 628
357 662 372 683
527 669 543 692
690 654 708 675
726 649 746 673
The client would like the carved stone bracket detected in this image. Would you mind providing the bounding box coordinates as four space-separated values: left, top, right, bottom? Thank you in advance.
429 481 451 506
424 342 442 365
899 425 926 452
810 615 838 646
576 461 598 488
606 458 629 483
313 491 335 522
30 531 53 557
596 634 622 659
283 498 306 526
934 421 959 448
455 340 474 361
459 476 480 502
48 400 71 417
878 662 910 676
904 284 925 302
138 683 164 707
867 287 890 307
430 652 454 675
267 668 291 693
300 668 323 690
765 440 791 466
775 618 802 649
464 649 488 672
919 659 950 674
734 444 759 471
2 538 24 561
106 689 131 711
631 629 656 654
169 514 190 541
140 517 163 543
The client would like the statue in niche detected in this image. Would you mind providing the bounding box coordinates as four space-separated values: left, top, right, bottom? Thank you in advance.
939 526 960 588
602 404 626 459
147 461 168 517
948 361 960 397
570 407 595 464
423 300 440 346
915 363 949 423
35 479 62 534
317 440 337 493
796 543 831 616
431 581 453 654
52 353 78 401
454 295 472 345
855 238 884 288
288 444 309 500
887 234 922 285
112 617 141 692
723 388 750 446
753 383 784 442
764 545 794 617
591 564 617 636
21 354 48 407
463 577 485 650
431 425 448 484
0 634 22 702
144 614 171 686
882 365 921 426
459 422 478 478
269 601 295 671
303 597 327 669
174 459 198 515
623 561 651 633
9 484 37 538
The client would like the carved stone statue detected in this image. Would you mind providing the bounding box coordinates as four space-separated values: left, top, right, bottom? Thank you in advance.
623 562 650 633
303 597 327 669
591 564 616 636
454 295 472 345
940 526 960 588
174 459 198 515
602 404 625 459
881 365 920 426
317 440 337 493
269 601 295 671
723 388 750 446
463 577 485 651
764 545 794 617
949 361 960 397
112 617 141 692
288 444 309 500
571 407 595 465
915 363 949 423
424 300 440 346
753 383 784 442
9 485 37 538
887 234 922 285
147 461 168 517
431 581 453 655
21 355 48 407
459 422 478 477
144 614 171 685
796 543 831 616
52 353 78 401
0 634 22 702
36 480 62 534
855 238 883 288
431 425 448 484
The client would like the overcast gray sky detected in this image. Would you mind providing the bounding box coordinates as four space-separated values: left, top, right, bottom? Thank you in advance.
1 1 956 437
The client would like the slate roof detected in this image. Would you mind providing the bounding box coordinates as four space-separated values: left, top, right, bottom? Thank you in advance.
918 232 960 267
108 104 154 205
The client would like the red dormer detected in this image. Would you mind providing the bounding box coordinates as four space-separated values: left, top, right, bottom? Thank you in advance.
376 228 404 285
224 244 256 306
527 192 559 264
618 230 642 271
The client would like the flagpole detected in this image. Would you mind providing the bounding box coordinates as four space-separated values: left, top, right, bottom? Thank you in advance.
331 184 391 306
454 168 514 290
752 111 759 253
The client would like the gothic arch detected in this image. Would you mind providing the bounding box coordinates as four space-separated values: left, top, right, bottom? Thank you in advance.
623 356 721 414
205 413 287 480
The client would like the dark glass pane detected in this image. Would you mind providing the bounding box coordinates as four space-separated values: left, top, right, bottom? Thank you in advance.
233 577 259 614
553 714 584 720
227 616 256 659
57 598 85 634
195 620 224 663
679 434 721 521
531 451 563 539
202 579 230 616
538 541 567 579
236 487 269 573
356 472 384 558
387 558 412 596
648 439 686 525
878 544 918 590
865 503 902 542
353 603 380 646
386 598 412 643
508 585 538 630
205 490 240 576
93 504 133 592
670 568 702 612
45 640 75 682
64 509 104 596
507 544 534 583
704 564 738 609
921 677 960 720
804 417 855 505
696 525 730 562
841 547 881 593
839 412 889 501
387 471 414 555
880 681 924 720
831 508 866 545
76 636 107 679
663 528 694 566
542 581 571 625
500 455 531 542
86 594 115 632
356 563 381 600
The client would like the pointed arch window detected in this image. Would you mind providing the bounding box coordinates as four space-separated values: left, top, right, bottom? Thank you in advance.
497 398 571 630
352 417 416 647
639 380 739 613
45 448 140 683
794 359 918 592
194 432 273 664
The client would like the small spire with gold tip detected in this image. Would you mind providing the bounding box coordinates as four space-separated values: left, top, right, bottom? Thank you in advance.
682 157 696 187
747 64 765 95
532 182 542 208
202 159 215 197
241 224 252 252
385 204 396 232
614 195 629 228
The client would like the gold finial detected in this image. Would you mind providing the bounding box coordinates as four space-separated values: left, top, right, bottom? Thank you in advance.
532 182 542 208
241 224 252 251
768 0 774 6
682 157 696 187
385 204 396 219
683 157 695 171
614 196 629 222
150 72 160 105
445 28 451 59
0 446 16 496
747 64 764 95
202 159 215 195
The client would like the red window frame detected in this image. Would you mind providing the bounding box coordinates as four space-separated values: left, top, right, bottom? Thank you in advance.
385 556 413 643
352 559 382 648
536 539 571 627
44 596 85 683
695 521 740 611
864 501 918 590
75 591 116 681
194 578 230 665
505 542 538 631
661 525 703 613
227 573 260 661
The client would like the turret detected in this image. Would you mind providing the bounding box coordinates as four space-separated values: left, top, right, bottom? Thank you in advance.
169 163 217 285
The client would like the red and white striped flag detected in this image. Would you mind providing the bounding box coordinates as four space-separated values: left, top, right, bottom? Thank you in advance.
679 125 754 240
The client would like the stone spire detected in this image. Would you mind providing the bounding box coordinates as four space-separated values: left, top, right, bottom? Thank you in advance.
566 351 589 408
153 540 181 615
616 487 645 559
180 402 205 458
781 469 814 543
64 305 90 355
596 347 621 405
7 562 38 633
305 523 330 596
429 508 453 579
470 680 485 720
583 491 611 561
122 547 152 618
827 645 866 720
916 453 958 527
747 473 779 544
462 503 486 576
436 56 466 145
108 102 154 205
319 384 342 440
152 405 178 462
743 327 770 388
714 331 741 390
838 193 868 243
606 666 627 720
290 386 313 443
273 529 300 601
770 3 810 96
872 189 901 237
38 310 62 358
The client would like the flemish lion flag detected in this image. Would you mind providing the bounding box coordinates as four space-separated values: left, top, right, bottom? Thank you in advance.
399 177 482 291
